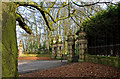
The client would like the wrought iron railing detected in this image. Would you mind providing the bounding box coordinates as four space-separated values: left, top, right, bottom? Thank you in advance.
88 44 120 57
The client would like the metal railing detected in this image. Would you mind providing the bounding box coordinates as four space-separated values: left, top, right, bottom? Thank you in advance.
88 44 120 57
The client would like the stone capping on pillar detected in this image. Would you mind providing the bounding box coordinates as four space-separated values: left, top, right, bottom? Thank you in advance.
67 35 75 41
78 32 86 39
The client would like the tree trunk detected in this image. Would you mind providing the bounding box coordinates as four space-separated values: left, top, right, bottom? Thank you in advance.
2 2 18 77
46 26 50 51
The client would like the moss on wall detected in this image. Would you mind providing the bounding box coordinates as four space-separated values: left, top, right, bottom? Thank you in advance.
2 2 18 77
85 55 120 69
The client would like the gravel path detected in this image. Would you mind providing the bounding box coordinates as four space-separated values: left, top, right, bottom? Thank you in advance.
18 60 68 74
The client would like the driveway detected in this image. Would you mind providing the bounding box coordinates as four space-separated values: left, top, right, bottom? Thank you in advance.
18 60 68 74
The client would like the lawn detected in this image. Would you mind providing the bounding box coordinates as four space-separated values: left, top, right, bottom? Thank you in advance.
19 53 52 57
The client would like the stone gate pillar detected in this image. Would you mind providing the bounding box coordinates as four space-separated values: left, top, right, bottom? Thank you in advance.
57 36 62 59
67 30 75 62
52 37 57 59
78 29 87 61
19 40 23 56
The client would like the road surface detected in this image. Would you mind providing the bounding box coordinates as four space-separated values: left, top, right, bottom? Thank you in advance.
18 60 68 74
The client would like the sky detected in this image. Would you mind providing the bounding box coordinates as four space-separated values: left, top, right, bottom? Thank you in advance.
16 0 120 46
31 0 120 2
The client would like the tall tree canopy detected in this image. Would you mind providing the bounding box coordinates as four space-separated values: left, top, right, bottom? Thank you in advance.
76 3 120 56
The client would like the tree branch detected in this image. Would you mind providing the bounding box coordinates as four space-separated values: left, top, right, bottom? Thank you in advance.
47 2 56 12
49 9 76 27
16 12 32 34
15 2 55 30
71 17 81 27
57 2 67 18
40 10 51 30
71 1 116 7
